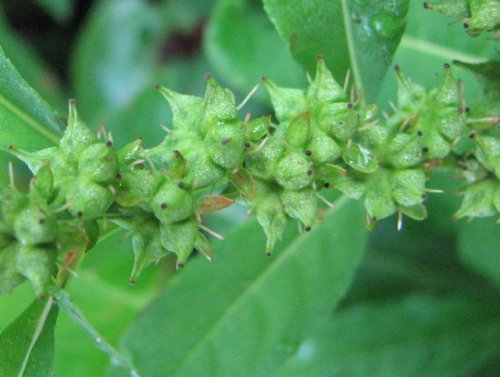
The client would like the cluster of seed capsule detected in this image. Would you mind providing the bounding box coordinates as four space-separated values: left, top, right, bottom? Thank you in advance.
1 58 498 297
424 0 500 37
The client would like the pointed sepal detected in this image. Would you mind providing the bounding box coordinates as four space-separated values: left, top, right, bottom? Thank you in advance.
262 77 306 122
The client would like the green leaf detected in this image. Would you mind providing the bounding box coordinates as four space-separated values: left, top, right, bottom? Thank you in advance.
0 298 58 377
457 218 500 288
205 0 306 97
0 46 63 185
109 198 368 377
262 0 409 102
50 288 140 377
276 295 500 377
0 47 63 148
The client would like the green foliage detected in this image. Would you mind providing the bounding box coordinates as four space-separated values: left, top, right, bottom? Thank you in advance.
109 200 368 377
276 295 500 377
0 299 58 377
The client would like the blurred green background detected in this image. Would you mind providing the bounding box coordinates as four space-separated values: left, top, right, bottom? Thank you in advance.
0 0 498 376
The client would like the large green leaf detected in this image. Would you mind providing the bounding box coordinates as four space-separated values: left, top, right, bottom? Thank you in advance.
0 47 63 147
205 0 306 99
51 288 140 377
276 295 500 377
109 198 368 377
262 0 409 102
0 298 58 377
457 218 500 289
0 47 63 184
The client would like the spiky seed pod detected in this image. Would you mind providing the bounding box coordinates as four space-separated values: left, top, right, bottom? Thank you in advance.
2 56 498 294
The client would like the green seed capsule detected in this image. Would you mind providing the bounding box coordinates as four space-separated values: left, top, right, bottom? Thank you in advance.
394 67 427 111
60 100 99 156
245 137 286 181
130 224 165 283
16 245 56 297
358 124 388 148
420 131 450 159
117 169 165 207
205 123 245 169
285 112 311 148
455 179 499 218
1 189 28 229
156 85 203 131
275 151 314 190
67 178 114 220
307 57 345 103
281 189 317 229
189 154 226 189
465 0 500 35
14 206 57 246
364 169 397 221
307 130 341 164
392 169 427 207
423 0 470 18
437 64 461 106
262 77 306 122
0 243 25 294
474 135 500 178
56 222 98 254
253 183 287 255
160 218 198 268
318 102 358 141
31 164 54 201
78 143 119 184
202 77 238 131
150 179 194 223
385 133 423 168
